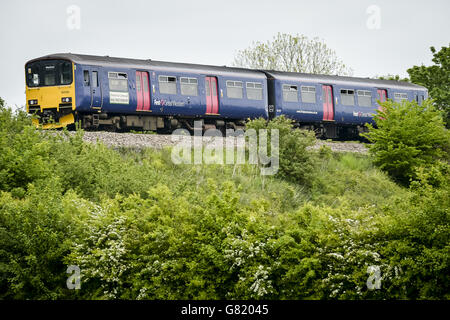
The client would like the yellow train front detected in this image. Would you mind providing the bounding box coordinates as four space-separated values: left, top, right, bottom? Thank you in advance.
25 57 76 129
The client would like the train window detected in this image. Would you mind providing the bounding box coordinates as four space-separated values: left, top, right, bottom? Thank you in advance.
340 89 355 106
226 80 243 99
60 62 72 85
301 86 316 103
180 77 198 96
92 71 98 88
246 82 263 100
136 73 141 91
26 60 73 87
43 65 56 86
394 93 408 102
282 84 298 102
357 90 372 107
205 79 210 96
159 75 177 94
418 94 424 105
32 73 39 86
108 72 128 92
212 81 217 96
26 64 40 87
83 71 90 86
142 74 149 92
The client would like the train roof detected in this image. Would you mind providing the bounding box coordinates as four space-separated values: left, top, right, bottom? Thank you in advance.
26 53 267 79
263 70 426 91
26 53 427 91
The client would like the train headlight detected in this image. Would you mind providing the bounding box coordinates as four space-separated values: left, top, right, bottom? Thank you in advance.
61 97 72 103
28 99 38 105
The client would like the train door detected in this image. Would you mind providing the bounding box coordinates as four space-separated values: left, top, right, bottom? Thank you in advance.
90 69 102 109
322 85 334 121
136 71 150 111
205 76 219 114
377 89 387 111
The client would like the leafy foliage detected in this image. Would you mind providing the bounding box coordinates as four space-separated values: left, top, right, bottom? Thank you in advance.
407 45 450 126
0 99 448 300
363 99 450 185
233 33 353 76
375 74 410 82
246 116 317 185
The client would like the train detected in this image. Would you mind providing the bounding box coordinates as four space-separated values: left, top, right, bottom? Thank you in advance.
25 53 428 138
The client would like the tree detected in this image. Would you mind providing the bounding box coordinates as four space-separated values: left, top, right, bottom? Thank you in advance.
363 99 449 186
375 74 410 82
233 33 353 76
407 45 450 126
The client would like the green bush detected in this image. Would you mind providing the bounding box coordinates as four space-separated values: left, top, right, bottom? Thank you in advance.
246 116 317 185
0 179 72 299
0 105 54 193
363 99 450 185
375 162 450 299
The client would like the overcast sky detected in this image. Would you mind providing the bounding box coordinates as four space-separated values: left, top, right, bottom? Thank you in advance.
0 0 449 108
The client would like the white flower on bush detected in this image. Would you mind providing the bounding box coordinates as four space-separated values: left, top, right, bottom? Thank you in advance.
249 265 273 298
69 208 129 299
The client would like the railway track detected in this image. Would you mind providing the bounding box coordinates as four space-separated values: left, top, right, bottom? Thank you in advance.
66 131 369 154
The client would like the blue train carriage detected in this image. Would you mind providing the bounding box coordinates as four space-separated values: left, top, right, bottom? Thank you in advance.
25 53 269 132
264 71 428 139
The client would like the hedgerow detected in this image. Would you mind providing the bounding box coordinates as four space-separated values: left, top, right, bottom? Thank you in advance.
0 100 448 300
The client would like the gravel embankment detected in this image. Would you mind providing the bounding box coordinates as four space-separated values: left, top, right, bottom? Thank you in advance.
310 140 368 154
77 131 368 154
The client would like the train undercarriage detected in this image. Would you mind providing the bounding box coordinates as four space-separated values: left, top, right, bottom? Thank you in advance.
32 109 367 140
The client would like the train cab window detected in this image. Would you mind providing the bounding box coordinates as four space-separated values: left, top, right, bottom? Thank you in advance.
159 75 177 94
340 89 355 106
282 84 298 102
43 65 56 86
180 77 198 96
226 80 243 99
26 60 73 87
108 72 128 92
246 82 263 100
60 62 72 85
83 71 90 86
357 90 372 107
27 65 40 87
32 73 40 86
394 93 408 102
301 86 316 103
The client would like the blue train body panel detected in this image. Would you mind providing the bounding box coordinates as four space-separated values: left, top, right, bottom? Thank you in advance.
71 55 269 120
264 70 427 126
